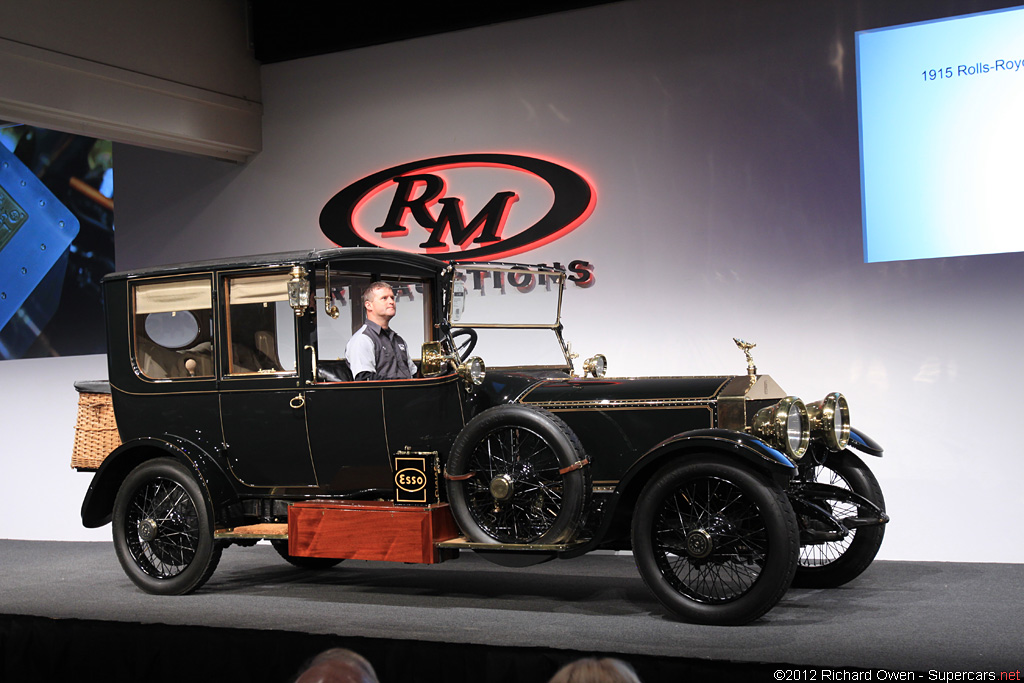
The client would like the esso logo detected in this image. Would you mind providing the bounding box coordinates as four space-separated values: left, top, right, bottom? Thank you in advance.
319 153 596 261
395 468 426 493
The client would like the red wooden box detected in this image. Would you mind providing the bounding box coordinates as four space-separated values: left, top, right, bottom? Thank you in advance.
288 500 460 564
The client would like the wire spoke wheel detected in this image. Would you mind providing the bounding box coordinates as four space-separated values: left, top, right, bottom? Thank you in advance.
124 477 201 577
463 425 565 543
632 457 799 625
447 405 590 545
798 465 858 568
113 458 221 594
793 450 885 588
654 475 771 603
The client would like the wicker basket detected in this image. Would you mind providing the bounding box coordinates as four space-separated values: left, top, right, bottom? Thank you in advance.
71 392 121 470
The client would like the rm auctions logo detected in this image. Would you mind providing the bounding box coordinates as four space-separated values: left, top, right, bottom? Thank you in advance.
319 153 597 284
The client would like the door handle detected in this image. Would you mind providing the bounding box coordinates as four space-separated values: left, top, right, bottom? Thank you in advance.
289 393 305 410
304 344 318 385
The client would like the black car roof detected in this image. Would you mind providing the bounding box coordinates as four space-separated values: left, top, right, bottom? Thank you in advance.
103 247 451 282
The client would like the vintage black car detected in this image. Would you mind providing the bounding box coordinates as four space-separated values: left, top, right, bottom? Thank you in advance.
73 247 888 625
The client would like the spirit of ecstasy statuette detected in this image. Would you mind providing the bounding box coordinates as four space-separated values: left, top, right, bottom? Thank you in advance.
733 338 757 376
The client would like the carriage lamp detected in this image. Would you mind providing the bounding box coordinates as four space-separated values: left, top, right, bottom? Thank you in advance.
583 354 607 378
457 356 486 387
287 266 311 316
420 341 445 376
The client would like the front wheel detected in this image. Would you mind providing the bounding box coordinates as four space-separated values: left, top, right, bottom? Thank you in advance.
112 458 221 595
793 450 885 588
631 457 799 625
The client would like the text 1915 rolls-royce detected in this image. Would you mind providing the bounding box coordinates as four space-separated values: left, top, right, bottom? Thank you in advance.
71 247 889 625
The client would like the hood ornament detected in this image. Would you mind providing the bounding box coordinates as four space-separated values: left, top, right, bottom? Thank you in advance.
733 338 757 376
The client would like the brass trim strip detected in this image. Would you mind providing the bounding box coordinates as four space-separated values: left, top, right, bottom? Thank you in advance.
453 264 565 276
524 398 714 410
300 391 322 488
110 382 220 397
380 389 391 467
450 322 561 330
517 376 732 404
435 536 586 551
224 370 298 378
312 375 461 388
115 373 463 396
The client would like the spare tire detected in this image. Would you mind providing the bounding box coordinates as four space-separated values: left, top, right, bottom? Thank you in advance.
446 404 591 545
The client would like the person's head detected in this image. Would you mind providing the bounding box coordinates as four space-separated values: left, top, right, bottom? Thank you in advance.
548 657 642 683
362 282 396 328
294 648 378 683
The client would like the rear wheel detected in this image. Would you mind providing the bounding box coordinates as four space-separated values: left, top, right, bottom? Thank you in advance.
631 457 799 625
112 458 221 595
271 540 343 570
794 450 885 588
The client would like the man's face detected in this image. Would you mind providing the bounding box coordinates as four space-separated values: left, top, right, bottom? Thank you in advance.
365 285 396 326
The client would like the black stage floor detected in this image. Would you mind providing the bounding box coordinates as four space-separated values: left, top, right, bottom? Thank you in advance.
1 540 1021 682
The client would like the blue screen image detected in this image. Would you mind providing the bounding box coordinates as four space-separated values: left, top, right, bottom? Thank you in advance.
856 6 1024 263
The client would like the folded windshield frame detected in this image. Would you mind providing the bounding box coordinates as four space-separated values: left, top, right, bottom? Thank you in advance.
446 263 571 371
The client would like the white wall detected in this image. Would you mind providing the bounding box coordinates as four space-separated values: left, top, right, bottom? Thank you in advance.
5 0 1023 561
0 354 110 541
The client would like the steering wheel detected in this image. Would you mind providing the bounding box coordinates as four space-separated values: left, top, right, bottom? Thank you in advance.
450 328 478 361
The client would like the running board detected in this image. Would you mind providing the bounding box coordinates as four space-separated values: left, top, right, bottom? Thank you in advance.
215 521 590 554
215 523 288 540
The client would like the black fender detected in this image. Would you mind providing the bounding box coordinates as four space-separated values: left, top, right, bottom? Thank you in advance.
559 428 794 559
628 429 796 482
848 428 883 457
80 435 238 529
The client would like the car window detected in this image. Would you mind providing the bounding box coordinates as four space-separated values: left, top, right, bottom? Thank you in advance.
132 277 214 379
315 272 372 363
469 328 568 368
390 279 431 352
223 273 297 376
314 269 432 380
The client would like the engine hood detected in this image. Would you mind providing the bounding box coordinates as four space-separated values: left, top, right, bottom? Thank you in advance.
474 372 791 434
517 374 784 404
516 374 789 432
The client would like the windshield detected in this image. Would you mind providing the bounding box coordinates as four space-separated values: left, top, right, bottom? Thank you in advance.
450 265 563 327
449 264 569 370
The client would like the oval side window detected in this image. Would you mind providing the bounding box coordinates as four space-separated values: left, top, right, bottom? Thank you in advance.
144 311 200 349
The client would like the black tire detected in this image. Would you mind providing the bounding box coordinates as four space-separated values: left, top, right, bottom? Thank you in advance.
270 540 344 570
793 450 885 588
446 405 590 544
631 456 800 625
112 458 222 595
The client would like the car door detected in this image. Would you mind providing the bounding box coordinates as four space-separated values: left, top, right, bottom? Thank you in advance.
218 270 319 488
302 269 465 495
